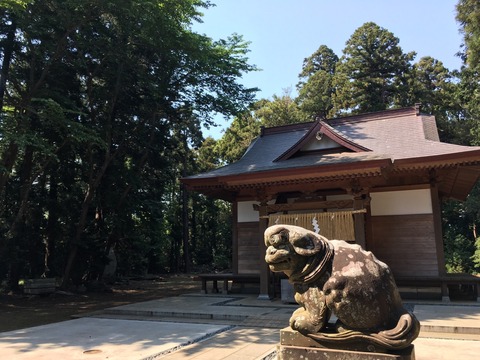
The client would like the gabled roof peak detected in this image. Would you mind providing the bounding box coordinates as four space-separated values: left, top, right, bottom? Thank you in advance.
274 119 370 162
260 121 313 137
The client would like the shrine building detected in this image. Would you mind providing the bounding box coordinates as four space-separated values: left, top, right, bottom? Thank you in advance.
182 105 480 300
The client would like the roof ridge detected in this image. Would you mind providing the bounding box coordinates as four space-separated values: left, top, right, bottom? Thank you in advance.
327 105 419 125
260 106 421 136
261 121 314 136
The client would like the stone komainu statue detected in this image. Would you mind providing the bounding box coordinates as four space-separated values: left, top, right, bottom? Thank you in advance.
264 224 420 351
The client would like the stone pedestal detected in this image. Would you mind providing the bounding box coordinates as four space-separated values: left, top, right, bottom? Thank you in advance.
278 328 416 360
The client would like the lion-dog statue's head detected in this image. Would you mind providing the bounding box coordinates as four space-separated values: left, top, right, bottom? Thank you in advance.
265 224 333 284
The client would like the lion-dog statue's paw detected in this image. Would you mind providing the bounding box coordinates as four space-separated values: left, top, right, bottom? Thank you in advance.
289 308 323 335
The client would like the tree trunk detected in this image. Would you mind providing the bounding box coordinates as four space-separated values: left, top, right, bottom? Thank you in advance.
6 146 33 289
61 185 94 289
44 172 59 277
0 15 16 112
61 57 126 289
0 142 19 208
100 123 156 279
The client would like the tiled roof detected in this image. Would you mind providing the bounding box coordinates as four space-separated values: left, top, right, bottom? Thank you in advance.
184 106 480 181
329 112 471 160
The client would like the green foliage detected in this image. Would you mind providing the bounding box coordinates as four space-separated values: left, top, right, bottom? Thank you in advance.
292 23 459 121
457 0 480 69
472 237 480 274
215 92 309 164
442 196 477 274
333 22 415 114
298 45 338 80
215 105 261 164
256 91 309 127
296 45 338 118
411 57 453 111
455 1 480 147
189 195 232 271
193 137 220 170
2 0 33 9
297 70 336 119
445 234 474 273
0 0 256 288
455 67 480 146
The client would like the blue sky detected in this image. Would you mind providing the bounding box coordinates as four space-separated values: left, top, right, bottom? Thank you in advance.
193 0 463 138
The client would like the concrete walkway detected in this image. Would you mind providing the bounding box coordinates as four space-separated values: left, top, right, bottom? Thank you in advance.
1 293 479 360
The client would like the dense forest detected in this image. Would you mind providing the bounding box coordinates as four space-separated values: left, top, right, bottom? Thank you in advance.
1 0 480 292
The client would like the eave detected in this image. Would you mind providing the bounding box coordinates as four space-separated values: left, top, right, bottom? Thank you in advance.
393 149 480 170
182 158 393 198
182 152 480 201
221 158 390 186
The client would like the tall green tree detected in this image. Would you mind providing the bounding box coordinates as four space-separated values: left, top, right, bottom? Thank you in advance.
456 0 480 143
296 45 338 119
410 56 468 144
412 57 453 112
332 22 415 115
452 0 480 274
457 0 480 69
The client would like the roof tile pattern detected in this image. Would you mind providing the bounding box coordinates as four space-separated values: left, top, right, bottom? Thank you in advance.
332 113 471 160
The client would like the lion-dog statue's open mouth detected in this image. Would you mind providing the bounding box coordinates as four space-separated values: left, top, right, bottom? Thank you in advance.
265 224 420 352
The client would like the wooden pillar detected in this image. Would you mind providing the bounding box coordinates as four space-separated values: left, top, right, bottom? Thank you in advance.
430 182 446 277
348 182 368 249
232 201 238 274
353 194 366 249
258 201 272 300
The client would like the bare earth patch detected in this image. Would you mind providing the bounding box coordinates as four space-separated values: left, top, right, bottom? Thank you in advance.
0 274 199 333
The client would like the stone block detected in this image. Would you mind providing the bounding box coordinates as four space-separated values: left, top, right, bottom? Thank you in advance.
279 328 416 359
277 344 415 360
23 278 56 295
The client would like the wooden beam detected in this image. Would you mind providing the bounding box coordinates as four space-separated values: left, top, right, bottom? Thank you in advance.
253 199 356 214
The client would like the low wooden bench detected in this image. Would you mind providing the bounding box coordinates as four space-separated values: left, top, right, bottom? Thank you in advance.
395 274 480 302
23 278 56 295
195 273 260 294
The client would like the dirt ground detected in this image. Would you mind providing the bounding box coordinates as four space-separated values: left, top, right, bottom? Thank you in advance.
0 274 200 333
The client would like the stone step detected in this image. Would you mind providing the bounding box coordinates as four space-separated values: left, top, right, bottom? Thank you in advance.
420 323 480 335
102 307 249 322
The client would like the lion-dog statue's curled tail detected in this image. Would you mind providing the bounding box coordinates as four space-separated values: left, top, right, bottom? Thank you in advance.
264 224 420 351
